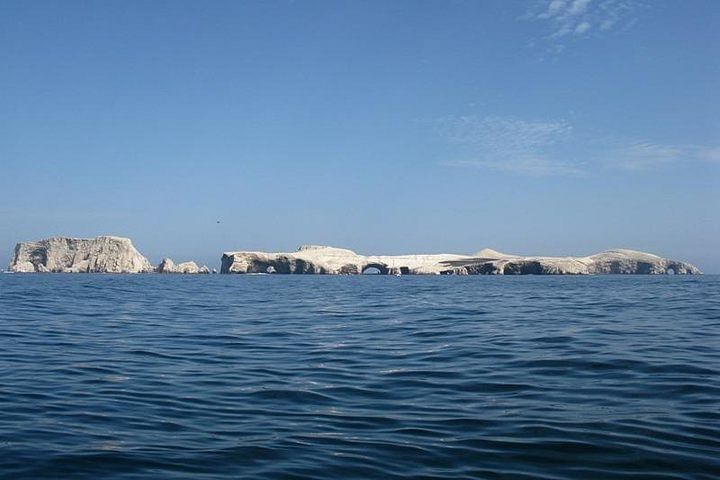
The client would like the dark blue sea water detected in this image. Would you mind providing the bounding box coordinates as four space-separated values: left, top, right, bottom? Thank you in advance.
0 274 719 479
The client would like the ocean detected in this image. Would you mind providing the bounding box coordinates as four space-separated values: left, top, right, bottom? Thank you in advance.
0 274 718 479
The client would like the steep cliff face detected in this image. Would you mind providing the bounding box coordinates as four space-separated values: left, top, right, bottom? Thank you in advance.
221 245 701 275
8 236 153 273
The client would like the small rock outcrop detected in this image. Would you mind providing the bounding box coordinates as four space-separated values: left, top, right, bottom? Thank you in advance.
221 245 700 275
8 236 153 273
157 258 210 274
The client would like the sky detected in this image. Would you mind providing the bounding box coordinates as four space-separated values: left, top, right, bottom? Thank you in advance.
1 0 718 271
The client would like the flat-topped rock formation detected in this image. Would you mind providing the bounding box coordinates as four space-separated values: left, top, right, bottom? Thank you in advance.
221 245 700 275
8 236 209 274
8 236 153 273
157 258 210 274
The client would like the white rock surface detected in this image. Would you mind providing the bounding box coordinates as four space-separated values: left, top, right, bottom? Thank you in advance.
157 258 209 274
221 245 468 275
221 245 700 275
8 236 153 273
11 261 37 273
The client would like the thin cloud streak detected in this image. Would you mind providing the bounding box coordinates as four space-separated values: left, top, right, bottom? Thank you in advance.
439 116 571 150
610 142 720 170
437 115 582 176
437 115 719 177
444 156 585 177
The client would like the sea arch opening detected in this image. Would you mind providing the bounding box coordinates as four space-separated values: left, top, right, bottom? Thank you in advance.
361 263 389 275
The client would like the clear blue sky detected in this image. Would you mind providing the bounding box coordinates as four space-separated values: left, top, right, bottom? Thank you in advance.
1 0 718 271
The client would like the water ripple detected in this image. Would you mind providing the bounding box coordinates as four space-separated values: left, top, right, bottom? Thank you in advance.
0 274 719 479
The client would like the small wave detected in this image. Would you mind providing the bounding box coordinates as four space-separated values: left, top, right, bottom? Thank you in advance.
0 274 718 479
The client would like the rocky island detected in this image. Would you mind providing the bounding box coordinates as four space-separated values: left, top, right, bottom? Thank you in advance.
6 236 701 275
9 236 154 273
157 258 211 274
221 245 701 275
7 236 209 274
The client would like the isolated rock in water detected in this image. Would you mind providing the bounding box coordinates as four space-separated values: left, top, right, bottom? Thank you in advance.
221 245 701 275
8 236 153 273
157 258 206 274
157 258 176 273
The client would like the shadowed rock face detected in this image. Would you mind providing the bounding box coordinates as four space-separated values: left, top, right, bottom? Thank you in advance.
221 246 701 275
8 236 153 273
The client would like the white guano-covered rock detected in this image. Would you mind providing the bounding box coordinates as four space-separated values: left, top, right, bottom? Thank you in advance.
157 258 208 274
221 245 467 275
221 245 701 275
8 236 153 273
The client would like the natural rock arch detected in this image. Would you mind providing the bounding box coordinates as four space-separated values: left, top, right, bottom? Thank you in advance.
361 263 389 275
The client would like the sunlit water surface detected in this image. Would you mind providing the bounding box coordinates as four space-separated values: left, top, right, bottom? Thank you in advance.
1 274 718 479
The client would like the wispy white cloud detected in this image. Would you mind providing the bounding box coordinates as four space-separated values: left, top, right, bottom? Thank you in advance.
609 142 720 170
436 115 719 176
445 156 584 177
574 21 591 34
439 115 571 149
697 147 720 163
528 0 643 50
437 116 582 176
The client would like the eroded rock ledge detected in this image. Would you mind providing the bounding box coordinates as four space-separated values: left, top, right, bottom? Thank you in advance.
221 245 701 275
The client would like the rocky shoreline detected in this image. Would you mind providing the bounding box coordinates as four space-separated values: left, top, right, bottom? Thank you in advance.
5 236 701 275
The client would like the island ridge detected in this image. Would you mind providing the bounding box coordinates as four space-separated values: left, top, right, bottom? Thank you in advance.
6 236 701 275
